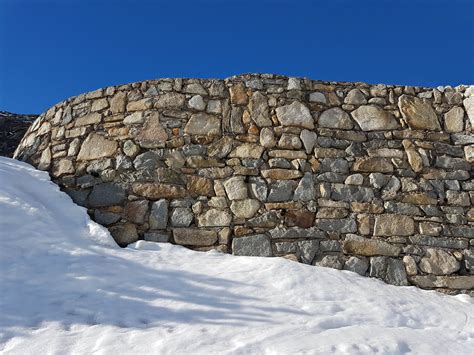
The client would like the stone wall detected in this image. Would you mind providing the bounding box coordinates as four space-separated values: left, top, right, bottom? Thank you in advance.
14 74 474 294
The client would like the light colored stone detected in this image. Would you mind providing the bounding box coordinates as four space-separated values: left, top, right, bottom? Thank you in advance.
343 238 401 257
351 105 400 131
353 157 393 173
343 256 369 275
444 106 464 132
229 143 265 159
77 133 118 161
276 101 314 129
261 169 303 180
149 199 169 229
398 95 441 130
123 111 144 125
462 96 474 129
156 92 185 108
38 148 51 170
403 255 417 276
309 92 326 103
170 208 193 227
132 183 186 199
300 129 317 154
464 145 474 163
136 112 168 148
345 174 364 185
420 248 460 275
293 173 316 201
232 234 272 257
74 112 101 127
230 199 260 218
374 214 415 236
402 140 423 173
198 209 232 227
260 127 276 148
345 88 367 105
229 83 248 105
110 91 126 113
223 176 248 200
122 140 140 158
52 159 74 176
249 91 271 126
184 113 221 136
318 107 353 130
188 95 206 110
278 133 302 150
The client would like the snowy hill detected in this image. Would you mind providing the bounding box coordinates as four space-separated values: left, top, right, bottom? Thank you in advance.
0 156 473 354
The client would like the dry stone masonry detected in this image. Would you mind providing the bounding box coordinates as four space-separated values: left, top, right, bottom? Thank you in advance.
14 74 474 295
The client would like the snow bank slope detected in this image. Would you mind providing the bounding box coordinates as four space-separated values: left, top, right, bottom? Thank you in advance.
0 157 473 354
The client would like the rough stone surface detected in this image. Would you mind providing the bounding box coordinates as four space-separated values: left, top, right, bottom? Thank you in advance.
351 105 399 131
398 95 441 130
232 234 272 257
419 249 460 275
275 101 314 129
374 215 414 236
318 108 353 130
77 133 118 161
149 199 169 229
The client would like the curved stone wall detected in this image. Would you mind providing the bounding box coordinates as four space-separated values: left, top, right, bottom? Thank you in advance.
14 74 474 294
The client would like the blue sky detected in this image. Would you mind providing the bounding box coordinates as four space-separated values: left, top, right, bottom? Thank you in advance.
1 0 473 114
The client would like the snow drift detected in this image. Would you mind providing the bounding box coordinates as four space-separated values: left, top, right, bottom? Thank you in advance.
0 157 473 354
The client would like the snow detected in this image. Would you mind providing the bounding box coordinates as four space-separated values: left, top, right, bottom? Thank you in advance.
0 156 473 354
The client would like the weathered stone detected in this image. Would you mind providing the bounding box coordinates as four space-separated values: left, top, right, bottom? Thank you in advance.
170 208 193 227
402 140 424 173
230 199 260 219
401 193 438 205
149 199 168 229
398 95 441 130
374 214 414 236
109 223 138 247
410 275 474 290
316 218 357 233
320 158 350 174
187 175 214 197
89 183 126 207
343 238 401 257
127 98 152 111
144 232 170 243
331 184 374 202
198 209 232 227
409 235 468 249
188 95 206 111
384 201 421 216
462 96 474 128
173 228 217 246
259 127 277 148
268 150 307 160
318 107 353 130
110 91 126 113
403 255 417 276
249 91 271 126
353 157 393 173
267 181 295 202
124 200 149 224
75 112 101 127
309 91 326 103
278 133 302 150
246 211 280 228
285 209 315 228
123 111 144 125
261 169 303 180
293 173 316 201
385 258 408 286
299 129 317 154
435 155 471 171
444 106 465 132
465 145 474 163
315 255 344 270
369 172 390 189
351 105 400 131
77 133 118 161
229 83 248 105
345 174 364 185
420 248 460 275
345 88 367 105
344 256 369 275
132 183 186 199
123 140 140 158
52 159 74 176
136 112 168 148
208 136 233 159
184 113 221 136
94 210 121 226
232 234 272 257
275 101 314 129
446 190 470 206
229 143 265 159
316 208 348 219
223 176 247 200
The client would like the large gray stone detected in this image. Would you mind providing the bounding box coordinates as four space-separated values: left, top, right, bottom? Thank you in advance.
316 218 357 233
297 240 319 264
269 227 326 239
343 256 369 276
374 214 414 236
224 176 248 200
88 183 126 208
149 199 169 229
77 133 118 161
300 129 317 154
232 234 272 257
293 173 316 201
351 105 400 131
275 101 314 129
267 181 295 202
184 113 221 136
385 258 408 286
463 96 474 128
249 177 268 202
331 184 374 202
345 88 367 105
109 223 139 247
230 199 260 218
170 208 193 227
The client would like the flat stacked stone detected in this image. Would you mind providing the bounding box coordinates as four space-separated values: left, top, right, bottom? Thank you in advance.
14 74 474 295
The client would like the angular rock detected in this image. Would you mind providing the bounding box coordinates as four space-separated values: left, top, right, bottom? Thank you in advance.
89 183 126 208
267 181 295 202
232 234 272 257
173 228 217 246
249 177 268 202
403 255 418 276
77 133 118 161
463 96 474 128
170 207 193 227
278 133 302 150
316 218 357 233
198 209 232 227
132 183 186 199
230 199 260 218
260 127 277 148
344 174 364 185
149 199 169 229
296 240 319 264
184 113 221 136
188 95 206 111
261 169 303 180
398 95 441 130
300 129 317 154
186 175 214 197
136 112 168 148
275 101 314 129
351 105 400 131
124 200 149 224
94 210 121 225
373 214 414 236
223 176 248 200
208 136 233 159
331 184 374 202
293 173 316 201
444 106 464 132
229 143 265 159
249 91 271 126
353 157 393 173
419 248 460 275
246 211 280 228
229 83 248 105
144 232 170 243
385 258 408 286
343 256 369 275
409 275 474 290
315 255 344 270
109 223 139 247
318 107 353 130
344 88 367 105
285 209 315 228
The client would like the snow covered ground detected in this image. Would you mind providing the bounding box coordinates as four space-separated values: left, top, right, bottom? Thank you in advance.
0 156 473 354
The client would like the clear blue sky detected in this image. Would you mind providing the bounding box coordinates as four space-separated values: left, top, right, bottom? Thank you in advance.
1 0 473 114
